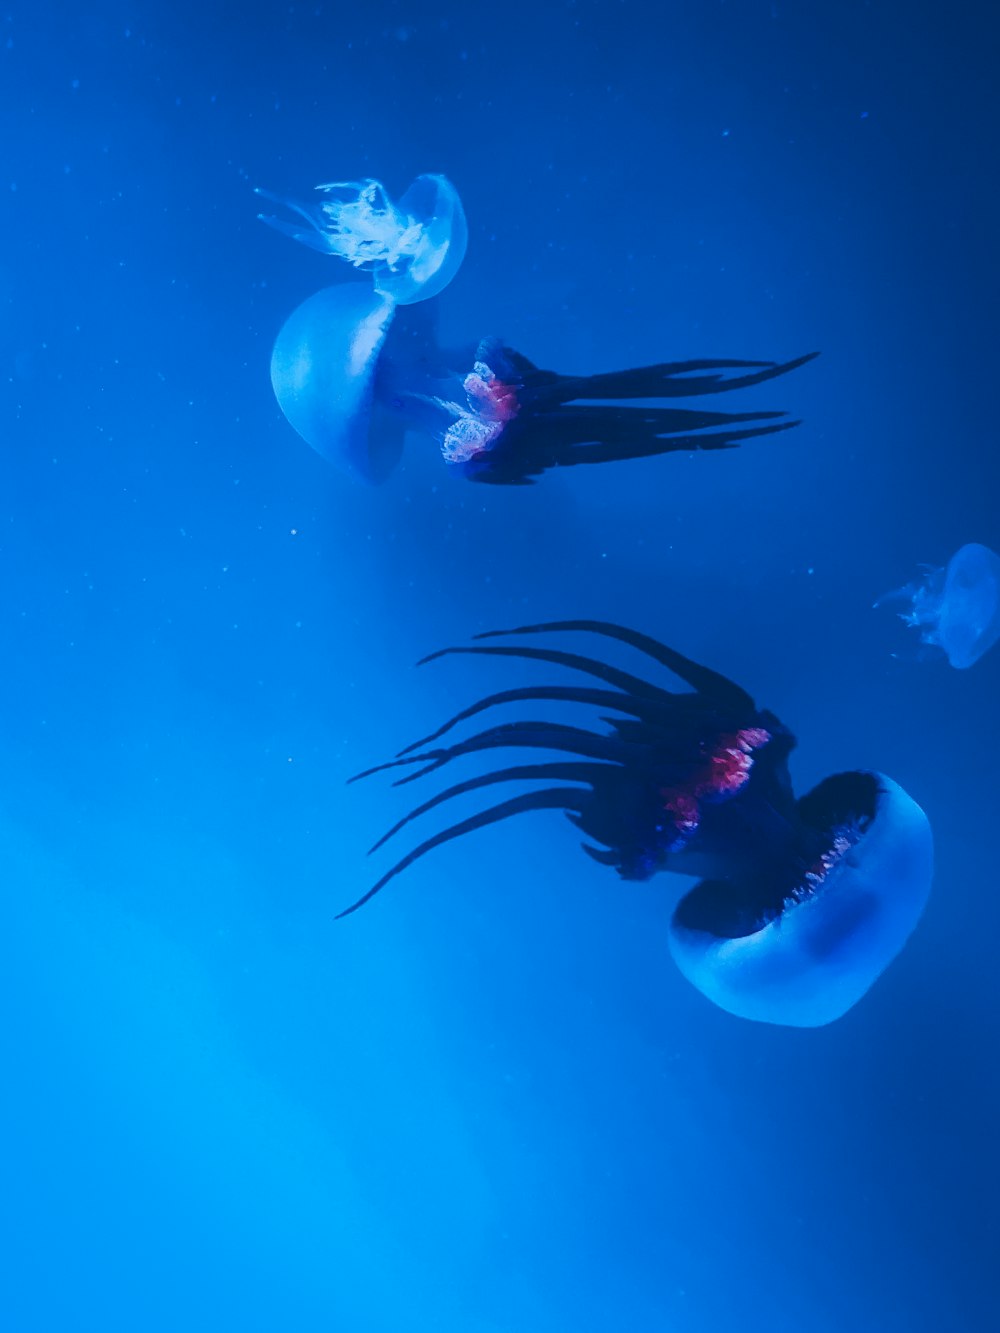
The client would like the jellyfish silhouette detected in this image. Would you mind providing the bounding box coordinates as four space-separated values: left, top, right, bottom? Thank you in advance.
876 542 1000 669
258 173 818 485
343 620 933 1027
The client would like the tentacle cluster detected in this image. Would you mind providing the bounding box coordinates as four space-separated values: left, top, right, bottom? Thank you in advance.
340 621 794 918
442 347 819 483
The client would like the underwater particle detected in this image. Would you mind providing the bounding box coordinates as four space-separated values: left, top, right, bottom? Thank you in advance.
877 542 1000 669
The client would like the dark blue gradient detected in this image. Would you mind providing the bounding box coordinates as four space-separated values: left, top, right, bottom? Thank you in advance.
1 4 997 1331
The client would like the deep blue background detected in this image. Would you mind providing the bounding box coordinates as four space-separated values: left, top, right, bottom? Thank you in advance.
2 3 997 1330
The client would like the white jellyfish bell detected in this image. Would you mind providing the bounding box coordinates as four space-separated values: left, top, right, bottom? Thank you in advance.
877 541 1000 669
267 283 403 484
667 771 934 1027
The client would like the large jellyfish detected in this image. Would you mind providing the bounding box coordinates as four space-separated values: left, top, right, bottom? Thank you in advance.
876 542 1000 669
258 173 818 485
342 621 933 1028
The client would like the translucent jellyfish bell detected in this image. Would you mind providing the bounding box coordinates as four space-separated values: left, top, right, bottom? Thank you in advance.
269 284 403 483
268 282 469 482
667 771 933 1027
877 542 1000 669
256 173 468 305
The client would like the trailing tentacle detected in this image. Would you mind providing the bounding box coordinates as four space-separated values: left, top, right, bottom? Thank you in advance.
391 720 634 788
418 643 677 705
336 787 588 919
369 760 608 853
473 620 755 709
396 683 691 758
531 351 819 406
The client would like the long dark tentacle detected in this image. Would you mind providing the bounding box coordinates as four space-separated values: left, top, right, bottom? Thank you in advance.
396 683 683 757
469 413 801 485
351 752 442 784
541 407 800 450
534 351 819 406
336 787 588 919
545 417 799 464
579 840 625 867
392 720 634 787
352 719 632 788
368 760 607 853
529 404 789 440
471 621 754 709
417 643 678 704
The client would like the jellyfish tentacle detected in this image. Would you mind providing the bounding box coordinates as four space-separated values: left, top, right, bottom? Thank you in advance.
368 760 607 854
418 644 675 704
396 683 682 757
872 580 922 612
554 358 772 402
254 187 342 254
463 415 800 485
349 753 438 785
390 720 635 788
548 418 799 466
256 180 411 269
446 346 816 484
533 351 819 406
254 214 339 254
472 621 755 709
526 404 791 441
257 174 467 308
579 841 623 867
336 787 589 919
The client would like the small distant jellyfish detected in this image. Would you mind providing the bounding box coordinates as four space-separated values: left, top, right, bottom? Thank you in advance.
257 170 818 485
877 542 1000 669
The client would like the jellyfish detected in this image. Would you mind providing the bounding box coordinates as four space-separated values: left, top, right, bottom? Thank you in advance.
342 620 933 1028
876 542 1000 669
258 173 818 484
256 174 468 306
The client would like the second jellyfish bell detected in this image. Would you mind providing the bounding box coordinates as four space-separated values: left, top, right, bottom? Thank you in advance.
256 173 468 306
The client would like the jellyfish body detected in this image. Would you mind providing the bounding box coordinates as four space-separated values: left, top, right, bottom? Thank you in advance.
878 542 1000 669
668 771 933 1027
258 172 818 484
430 341 819 486
344 620 933 1027
256 174 468 305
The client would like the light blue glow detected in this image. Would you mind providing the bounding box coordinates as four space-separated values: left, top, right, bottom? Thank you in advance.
877 541 1000 668
269 284 400 483
667 773 934 1027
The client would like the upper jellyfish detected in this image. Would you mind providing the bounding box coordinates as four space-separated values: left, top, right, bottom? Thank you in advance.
256 173 468 305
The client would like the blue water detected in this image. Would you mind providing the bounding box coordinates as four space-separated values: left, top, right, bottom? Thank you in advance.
3 3 997 1330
